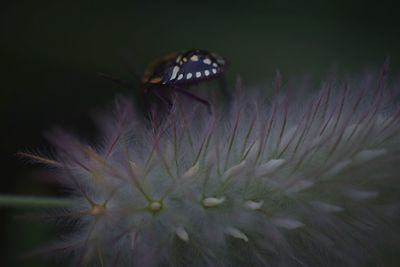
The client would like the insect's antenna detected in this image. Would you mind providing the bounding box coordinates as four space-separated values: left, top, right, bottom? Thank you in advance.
118 50 143 85
98 49 143 89
122 59 142 85
97 73 133 87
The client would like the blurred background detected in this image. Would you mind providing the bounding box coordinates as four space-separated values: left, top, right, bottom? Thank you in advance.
1 0 399 266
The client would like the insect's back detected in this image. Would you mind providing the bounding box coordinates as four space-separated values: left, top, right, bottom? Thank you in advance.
142 49 226 87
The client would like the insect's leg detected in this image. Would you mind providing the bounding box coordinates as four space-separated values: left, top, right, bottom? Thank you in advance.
117 51 142 84
97 73 133 87
147 86 173 109
174 87 212 114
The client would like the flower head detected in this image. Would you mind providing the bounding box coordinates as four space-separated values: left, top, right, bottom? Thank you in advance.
27 69 400 266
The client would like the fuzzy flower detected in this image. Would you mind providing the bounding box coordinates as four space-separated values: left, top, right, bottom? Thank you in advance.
25 69 400 266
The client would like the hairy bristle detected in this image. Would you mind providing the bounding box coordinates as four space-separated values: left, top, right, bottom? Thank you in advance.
28 70 400 266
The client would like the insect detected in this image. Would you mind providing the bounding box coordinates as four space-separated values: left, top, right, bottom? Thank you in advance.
141 49 227 113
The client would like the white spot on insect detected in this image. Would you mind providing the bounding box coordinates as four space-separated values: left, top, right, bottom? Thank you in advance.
196 72 201 78
204 70 210 76
177 74 184 80
212 68 217 74
190 55 199 61
175 56 181 63
212 62 218 67
170 66 180 80
203 58 212 65
186 73 193 79
182 57 187 62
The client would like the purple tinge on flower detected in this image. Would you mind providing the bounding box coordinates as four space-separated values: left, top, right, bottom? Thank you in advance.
26 70 400 266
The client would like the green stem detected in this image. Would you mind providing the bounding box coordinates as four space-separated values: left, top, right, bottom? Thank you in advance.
0 195 77 209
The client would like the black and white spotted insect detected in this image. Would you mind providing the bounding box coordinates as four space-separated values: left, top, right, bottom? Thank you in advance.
141 49 227 113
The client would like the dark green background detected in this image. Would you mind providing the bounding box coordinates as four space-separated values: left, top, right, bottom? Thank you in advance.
1 0 399 266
